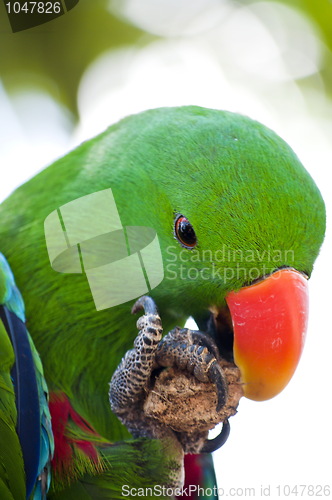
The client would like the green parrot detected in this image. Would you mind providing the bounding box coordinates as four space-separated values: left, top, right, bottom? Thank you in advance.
0 106 325 499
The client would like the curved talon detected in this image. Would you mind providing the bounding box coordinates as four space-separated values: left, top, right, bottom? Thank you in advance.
201 420 230 453
207 361 227 412
131 296 159 316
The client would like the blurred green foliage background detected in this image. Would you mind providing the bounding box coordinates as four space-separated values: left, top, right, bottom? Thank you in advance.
1 0 332 120
0 1 144 117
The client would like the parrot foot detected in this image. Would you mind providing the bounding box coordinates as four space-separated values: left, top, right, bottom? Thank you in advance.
109 296 163 416
109 295 232 453
155 327 228 412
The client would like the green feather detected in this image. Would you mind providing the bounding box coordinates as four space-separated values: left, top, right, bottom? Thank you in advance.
49 437 181 500
0 319 26 499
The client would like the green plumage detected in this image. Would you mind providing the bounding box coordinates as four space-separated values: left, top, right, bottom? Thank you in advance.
0 106 326 498
0 318 25 500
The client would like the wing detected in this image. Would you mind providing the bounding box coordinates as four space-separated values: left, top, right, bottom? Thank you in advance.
0 253 54 499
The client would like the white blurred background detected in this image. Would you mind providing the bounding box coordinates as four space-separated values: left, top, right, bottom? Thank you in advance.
1 1 331 497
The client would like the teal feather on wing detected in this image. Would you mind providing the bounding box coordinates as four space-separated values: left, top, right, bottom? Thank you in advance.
0 253 25 323
28 332 54 499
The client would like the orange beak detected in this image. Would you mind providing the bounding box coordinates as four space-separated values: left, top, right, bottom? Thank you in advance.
226 268 309 401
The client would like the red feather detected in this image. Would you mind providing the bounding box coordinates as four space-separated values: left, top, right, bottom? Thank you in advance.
176 454 203 500
49 392 100 476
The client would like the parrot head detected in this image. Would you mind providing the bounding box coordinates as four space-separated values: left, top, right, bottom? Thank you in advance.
99 106 325 402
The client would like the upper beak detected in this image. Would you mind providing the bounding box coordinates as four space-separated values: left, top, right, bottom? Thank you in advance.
225 268 309 401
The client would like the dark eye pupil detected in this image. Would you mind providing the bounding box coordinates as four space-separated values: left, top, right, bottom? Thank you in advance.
179 220 195 243
175 216 197 248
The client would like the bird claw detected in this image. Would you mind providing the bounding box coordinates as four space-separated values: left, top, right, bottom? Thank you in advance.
155 327 228 413
109 296 163 418
201 419 230 453
109 295 230 451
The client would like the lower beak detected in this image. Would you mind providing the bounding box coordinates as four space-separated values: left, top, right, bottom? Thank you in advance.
226 268 309 401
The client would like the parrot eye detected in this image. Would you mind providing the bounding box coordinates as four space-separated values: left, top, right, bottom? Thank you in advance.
174 215 197 249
